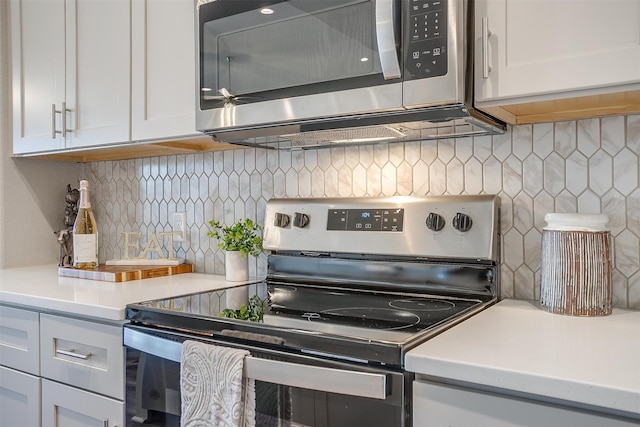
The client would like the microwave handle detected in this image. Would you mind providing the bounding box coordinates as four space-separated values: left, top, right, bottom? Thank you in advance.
123 327 388 400
375 0 401 79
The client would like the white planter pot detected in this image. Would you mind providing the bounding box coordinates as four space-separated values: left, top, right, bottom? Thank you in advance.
225 250 249 282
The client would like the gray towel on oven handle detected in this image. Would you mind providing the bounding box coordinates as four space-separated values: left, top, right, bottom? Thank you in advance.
219 330 291 425
180 340 256 427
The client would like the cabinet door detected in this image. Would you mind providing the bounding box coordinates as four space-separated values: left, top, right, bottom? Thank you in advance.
475 0 640 103
42 379 123 427
0 366 41 427
65 0 131 148
413 381 640 427
131 0 198 141
11 0 66 153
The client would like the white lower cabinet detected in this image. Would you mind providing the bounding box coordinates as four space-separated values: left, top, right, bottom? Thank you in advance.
40 313 125 399
42 379 123 427
0 366 41 427
413 381 639 427
0 305 40 375
0 305 126 427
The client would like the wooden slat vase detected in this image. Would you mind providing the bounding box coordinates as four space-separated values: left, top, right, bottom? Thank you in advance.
540 214 612 316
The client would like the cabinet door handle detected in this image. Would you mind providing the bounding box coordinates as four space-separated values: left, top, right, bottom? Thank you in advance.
61 102 73 137
51 103 73 138
482 17 492 79
56 348 91 360
51 104 61 139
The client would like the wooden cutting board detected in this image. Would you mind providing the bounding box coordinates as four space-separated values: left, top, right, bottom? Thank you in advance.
58 263 193 282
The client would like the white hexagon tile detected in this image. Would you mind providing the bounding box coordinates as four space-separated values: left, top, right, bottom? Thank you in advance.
86 114 640 309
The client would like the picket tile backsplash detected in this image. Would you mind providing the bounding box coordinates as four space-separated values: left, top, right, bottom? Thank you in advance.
86 114 640 309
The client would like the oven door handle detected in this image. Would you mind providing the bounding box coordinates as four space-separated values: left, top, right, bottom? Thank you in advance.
124 327 388 400
245 357 387 400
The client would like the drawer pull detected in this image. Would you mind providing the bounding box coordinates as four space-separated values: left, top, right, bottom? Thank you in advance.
56 348 92 360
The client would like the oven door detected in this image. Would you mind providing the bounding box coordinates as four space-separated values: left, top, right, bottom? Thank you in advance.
196 0 403 131
124 325 409 427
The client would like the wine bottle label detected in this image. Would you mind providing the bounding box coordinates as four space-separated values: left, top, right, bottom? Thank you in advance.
73 234 98 263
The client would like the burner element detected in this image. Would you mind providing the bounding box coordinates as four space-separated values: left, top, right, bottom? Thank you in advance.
389 298 456 312
321 307 421 330
302 312 322 321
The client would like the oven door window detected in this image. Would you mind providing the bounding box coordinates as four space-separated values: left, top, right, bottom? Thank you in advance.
126 349 406 427
198 0 398 109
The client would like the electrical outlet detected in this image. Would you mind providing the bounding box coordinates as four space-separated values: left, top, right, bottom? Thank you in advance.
172 212 187 243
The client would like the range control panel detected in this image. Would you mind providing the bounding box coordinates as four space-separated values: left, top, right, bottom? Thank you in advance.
327 208 404 232
263 196 500 261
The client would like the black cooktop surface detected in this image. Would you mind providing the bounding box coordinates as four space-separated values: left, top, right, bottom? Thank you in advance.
266 284 480 332
126 281 486 366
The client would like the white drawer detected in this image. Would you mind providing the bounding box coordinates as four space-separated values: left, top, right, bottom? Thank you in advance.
413 381 640 427
42 378 124 427
0 305 40 375
40 314 124 400
0 366 41 427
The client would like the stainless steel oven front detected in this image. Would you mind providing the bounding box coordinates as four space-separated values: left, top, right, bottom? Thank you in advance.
124 325 409 427
123 195 500 427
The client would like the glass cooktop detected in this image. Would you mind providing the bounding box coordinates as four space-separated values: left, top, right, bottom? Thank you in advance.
267 284 480 332
126 281 485 366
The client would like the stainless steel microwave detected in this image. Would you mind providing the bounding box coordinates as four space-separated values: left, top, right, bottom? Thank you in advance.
196 0 505 150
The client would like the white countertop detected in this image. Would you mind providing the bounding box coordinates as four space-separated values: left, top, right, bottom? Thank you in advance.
4 266 638 416
0 264 262 322
405 298 640 416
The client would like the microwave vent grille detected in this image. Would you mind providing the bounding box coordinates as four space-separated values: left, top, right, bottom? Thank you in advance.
211 115 504 151
282 125 407 144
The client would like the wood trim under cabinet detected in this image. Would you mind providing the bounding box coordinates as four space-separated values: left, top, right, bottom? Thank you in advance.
15 135 244 162
477 89 640 126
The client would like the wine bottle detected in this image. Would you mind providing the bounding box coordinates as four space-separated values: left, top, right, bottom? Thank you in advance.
72 180 99 269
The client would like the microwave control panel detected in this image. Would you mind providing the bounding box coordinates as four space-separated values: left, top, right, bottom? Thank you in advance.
405 0 448 79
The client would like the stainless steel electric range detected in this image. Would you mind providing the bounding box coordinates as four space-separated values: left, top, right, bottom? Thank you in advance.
124 195 500 427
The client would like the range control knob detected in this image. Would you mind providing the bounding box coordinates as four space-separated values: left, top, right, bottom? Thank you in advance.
426 212 445 231
293 212 310 228
452 212 473 232
274 212 290 228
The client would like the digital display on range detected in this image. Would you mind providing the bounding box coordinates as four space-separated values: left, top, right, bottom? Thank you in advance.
326 208 404 232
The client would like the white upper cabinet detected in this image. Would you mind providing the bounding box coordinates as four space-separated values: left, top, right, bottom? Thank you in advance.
11 0 130 154
10 0 66 153
131 0 198 142
474 0 640 124
66 0 131 149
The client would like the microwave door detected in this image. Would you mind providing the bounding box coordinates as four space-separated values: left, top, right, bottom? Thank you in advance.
198 0 404 129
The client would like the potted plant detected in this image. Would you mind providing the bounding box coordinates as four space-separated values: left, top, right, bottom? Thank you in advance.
207 218 263 281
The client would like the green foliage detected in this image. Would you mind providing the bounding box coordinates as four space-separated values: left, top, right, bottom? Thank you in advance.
220 295 265 322
207 218 263 258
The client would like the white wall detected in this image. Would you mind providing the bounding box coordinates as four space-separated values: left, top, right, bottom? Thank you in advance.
0 1 80 268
